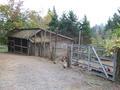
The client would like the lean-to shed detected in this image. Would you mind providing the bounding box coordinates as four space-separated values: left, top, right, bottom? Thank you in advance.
8 28 74 57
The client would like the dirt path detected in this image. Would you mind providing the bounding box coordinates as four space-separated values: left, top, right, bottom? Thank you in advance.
0 53 119 90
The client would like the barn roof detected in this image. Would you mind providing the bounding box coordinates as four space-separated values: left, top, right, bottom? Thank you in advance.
8 28 73 41
8 29 40 39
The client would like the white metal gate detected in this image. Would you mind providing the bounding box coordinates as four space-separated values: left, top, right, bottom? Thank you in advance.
68 44 116 81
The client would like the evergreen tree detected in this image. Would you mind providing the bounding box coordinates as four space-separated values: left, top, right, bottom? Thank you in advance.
81 15 91 44
106 9 120 30
49 7 59 31
59 10 80 43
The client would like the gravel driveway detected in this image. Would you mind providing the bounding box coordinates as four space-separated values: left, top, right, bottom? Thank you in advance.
0 53 120 90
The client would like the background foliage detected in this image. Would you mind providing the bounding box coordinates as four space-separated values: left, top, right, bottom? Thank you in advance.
0 0 92 45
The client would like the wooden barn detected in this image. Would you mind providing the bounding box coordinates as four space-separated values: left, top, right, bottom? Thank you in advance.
8 28 73 57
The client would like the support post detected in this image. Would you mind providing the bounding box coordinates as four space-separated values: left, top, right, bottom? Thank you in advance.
88 46 91 71
70 44 73 65
113 53 117 81
49 32 52 58
20 39 22 53
40 31 42 56
67 45 71 68
27 41 30 56
43 30 46 57
34 32 36 56
114 48 120 81
79 30 81 45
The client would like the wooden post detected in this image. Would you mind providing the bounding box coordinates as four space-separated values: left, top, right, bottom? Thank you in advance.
43 30 46 57
67 45 71 68
50 32 52 58
20 39 22 53
51 46 55 61
38 43 40 56
70 44 73 65
115 48 120 81
113 53 117 81
34 32 36 56
79 30 81 45
13 39 15 53
41 31 43 57
51 28 58 62
40 31 42 56
27 41 30 56
54 28 58 60
88 46 91 71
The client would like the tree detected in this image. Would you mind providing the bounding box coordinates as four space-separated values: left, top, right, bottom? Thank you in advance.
48 7 59 31
0 0 24 44
81 15 91 45
23 10 43 28
105 9 120 31
104 9 120 40
0 0 51 44
0 0 24 30
42 9 52 29
59 10 80 43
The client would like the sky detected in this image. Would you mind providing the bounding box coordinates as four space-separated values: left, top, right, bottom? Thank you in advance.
0 0 120 26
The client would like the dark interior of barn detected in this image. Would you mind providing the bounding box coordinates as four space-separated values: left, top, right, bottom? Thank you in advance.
8 37 28 54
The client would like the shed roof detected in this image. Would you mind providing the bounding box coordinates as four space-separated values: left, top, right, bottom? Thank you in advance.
9 30 40 39
8 28 73 41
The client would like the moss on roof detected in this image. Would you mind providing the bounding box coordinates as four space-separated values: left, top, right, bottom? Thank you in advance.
8 28 73 41
9 30 40 39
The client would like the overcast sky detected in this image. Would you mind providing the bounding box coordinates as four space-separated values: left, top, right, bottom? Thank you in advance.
0 0 120 26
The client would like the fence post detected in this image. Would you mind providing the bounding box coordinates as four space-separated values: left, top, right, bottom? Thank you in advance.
67 45 71 67
114 48 120 81
112 53 117 81
67 44 73 67
88 46 91 71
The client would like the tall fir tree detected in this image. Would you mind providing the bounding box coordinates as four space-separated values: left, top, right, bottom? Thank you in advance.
49 7 59 31
81 15 91 45
59 10 80 43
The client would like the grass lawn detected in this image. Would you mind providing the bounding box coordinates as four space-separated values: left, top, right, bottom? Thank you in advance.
0 45 8 53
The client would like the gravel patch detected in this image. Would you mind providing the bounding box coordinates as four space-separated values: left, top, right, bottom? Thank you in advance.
0 53 120 90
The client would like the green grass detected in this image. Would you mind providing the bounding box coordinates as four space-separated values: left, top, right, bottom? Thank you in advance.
0 45 8 53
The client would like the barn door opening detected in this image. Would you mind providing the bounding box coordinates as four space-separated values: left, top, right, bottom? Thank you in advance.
8 40 15 52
